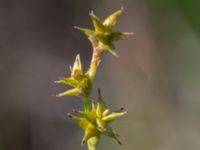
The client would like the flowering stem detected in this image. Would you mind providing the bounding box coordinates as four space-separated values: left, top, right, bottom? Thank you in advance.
55 8 131 150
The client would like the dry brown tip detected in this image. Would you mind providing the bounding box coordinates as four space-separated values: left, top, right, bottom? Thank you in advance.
72 109 78 113
67 113 72 118
81 140 85 146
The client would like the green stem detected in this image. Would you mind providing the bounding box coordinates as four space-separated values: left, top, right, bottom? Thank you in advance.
84 47 103 113
87 46 103 80
83 97 90 112
88 144 96 150
87 136 99 150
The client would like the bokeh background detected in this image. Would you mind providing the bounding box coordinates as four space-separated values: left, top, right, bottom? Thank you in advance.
0 0 200 150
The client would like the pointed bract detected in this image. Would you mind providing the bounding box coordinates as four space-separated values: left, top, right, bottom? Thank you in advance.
82 124 98 145
96 89 106 117
74 26 95 37
102 111 127 123
107 31 133 41
71 54 83 80
54 77 79 87
103 126 122 145
89 11 105 33
103 109 110 117
56 88 81 97
68 114 100 146
103 7 124 31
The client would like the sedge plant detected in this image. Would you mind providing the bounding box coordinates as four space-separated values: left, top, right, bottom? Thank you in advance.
55 7 132 150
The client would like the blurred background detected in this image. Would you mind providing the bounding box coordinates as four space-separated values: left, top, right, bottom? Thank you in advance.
0 0 200 150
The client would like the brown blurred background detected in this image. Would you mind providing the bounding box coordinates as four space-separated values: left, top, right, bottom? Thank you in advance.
0 0 200 150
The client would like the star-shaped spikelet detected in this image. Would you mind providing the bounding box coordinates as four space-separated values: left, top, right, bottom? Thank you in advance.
75 7 133 56
55 54 92 97
68 89 127 146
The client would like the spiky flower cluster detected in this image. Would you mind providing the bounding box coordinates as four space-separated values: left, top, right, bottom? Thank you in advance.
55 8 132 150
75 7 133 56
55 55 92 97
69 90 127 147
